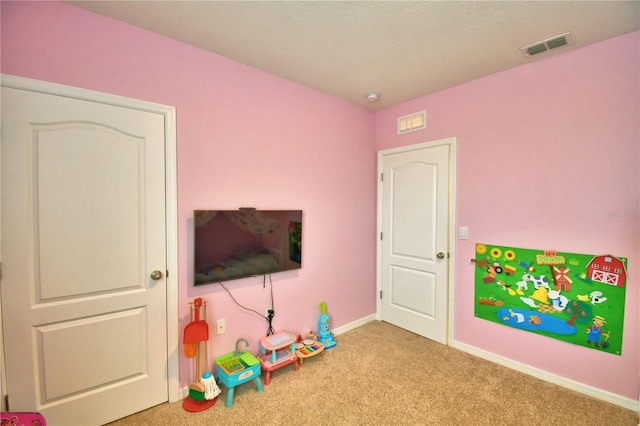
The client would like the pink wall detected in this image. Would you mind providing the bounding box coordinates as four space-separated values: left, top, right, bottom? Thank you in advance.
1 1 377 389
376 32 639 400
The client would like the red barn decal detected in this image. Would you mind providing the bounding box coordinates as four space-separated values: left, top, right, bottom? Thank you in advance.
586 255 627 287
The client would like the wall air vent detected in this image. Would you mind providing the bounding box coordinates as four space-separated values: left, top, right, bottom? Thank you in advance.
520 32 573 58
397 110 426 134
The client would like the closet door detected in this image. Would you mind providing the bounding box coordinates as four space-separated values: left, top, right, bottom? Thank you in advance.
378 140 453 344
1 82 170 425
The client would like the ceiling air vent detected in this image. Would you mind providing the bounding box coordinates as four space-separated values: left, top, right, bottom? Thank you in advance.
397 111 426 134
520 32 573 58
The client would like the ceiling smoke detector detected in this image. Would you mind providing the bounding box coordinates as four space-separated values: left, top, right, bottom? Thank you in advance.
366 92 380 103
521 32 574 58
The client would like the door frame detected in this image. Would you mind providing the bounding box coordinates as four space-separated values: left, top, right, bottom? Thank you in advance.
375 137 457 344
0 74 180 404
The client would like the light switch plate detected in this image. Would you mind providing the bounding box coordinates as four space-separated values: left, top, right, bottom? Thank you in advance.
459 226 469 240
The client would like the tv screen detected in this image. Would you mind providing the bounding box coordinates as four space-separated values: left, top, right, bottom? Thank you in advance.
194 209 302 285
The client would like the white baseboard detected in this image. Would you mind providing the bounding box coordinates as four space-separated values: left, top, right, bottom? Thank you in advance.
333 314 377 336
178 385 189 400
452 339 639 412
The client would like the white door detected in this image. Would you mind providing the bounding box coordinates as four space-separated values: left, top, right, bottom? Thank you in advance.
378 140 453 344
1 84 169 425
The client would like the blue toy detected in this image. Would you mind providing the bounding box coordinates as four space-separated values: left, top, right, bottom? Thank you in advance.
318 301 336 349
215 338 263 408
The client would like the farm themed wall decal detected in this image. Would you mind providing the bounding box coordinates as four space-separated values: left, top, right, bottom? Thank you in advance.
473 243 627 355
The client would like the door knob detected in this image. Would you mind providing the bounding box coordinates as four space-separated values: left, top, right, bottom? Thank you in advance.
150 270 163 280
436 252 446 259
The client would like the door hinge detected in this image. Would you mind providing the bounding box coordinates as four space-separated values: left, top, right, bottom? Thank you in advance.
380 232 383 240
379 290 383 299
380 173 383 182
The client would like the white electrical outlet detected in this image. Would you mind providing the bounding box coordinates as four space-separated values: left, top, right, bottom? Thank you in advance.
216 318 225 335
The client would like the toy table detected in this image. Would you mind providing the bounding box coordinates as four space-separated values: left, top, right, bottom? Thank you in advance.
215 351 263 408
295 339 324 365
258 331 299 385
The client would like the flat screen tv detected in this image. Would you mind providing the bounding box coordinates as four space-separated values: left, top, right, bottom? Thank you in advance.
194 209 302 285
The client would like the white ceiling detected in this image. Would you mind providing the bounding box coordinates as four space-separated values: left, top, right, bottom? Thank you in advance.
67 1 639 110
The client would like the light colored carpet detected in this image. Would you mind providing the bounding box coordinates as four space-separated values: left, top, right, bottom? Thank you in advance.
107 320 638 425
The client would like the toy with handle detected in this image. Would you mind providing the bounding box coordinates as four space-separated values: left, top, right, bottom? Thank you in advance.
318 301 336 349
184 298 209 378
182 298 216 412
183 302 196 358
198 301 221 400
184 298 208 344
203 300 209 373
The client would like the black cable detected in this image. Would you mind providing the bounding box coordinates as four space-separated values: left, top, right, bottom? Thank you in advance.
265 274 275 336
219 282 265 321
219 275 276 337
268 274 275 316
265 310 275 336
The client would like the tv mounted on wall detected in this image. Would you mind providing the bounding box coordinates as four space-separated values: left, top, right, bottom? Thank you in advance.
194 209 302 285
